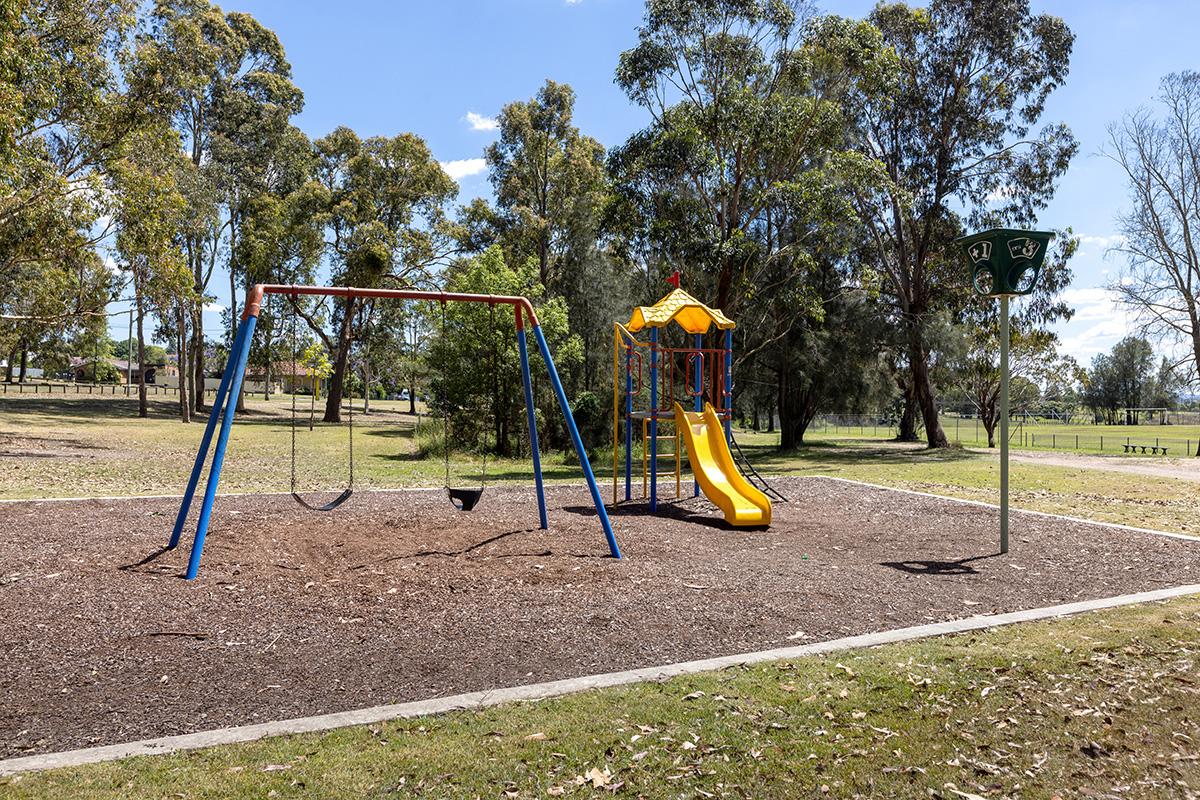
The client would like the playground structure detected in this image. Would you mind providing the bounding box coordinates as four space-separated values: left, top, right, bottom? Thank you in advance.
612 288 772 526
167 283 622 580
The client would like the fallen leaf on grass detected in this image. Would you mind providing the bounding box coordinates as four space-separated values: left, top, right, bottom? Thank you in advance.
943 784 987 800
524 732 547 741
576 767 611 788
682 690 706 701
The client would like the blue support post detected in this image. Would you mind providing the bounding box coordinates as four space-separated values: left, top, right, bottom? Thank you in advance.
530 323 621 559
517 323 548 530
183 312 259 579
693 332 703 497
624 339 632 501
724 328 733 443
648 326 658 512
167 320 247 548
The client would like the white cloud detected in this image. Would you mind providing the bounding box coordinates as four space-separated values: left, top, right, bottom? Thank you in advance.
463 111 499 132
440 158 487 181
985 184 1016 203
203 303 225 314
1054 285 1135 362
1078 233 1126 250
103 254 120 274
1060 287 1119 321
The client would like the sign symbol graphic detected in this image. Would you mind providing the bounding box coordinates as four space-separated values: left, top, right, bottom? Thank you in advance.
1007 237 1040 261
968 241 992 264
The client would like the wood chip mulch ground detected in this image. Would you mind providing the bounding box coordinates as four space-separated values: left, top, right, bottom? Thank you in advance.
1 476 1196 759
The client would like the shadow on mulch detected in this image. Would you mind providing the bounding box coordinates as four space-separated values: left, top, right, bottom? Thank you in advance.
880 553 1000 576
564 499 769 532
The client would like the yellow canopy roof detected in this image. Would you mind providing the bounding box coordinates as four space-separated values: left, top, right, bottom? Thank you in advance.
626 288 735 334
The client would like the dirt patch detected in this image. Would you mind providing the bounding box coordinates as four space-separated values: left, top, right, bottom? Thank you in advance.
1 476 1197 759
975 447 1200 483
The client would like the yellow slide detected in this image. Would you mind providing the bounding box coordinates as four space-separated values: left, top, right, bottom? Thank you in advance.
673 402 771 527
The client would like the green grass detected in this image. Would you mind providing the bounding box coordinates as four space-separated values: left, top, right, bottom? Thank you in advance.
4 594 1197 799
805 413 1200 457
2 394 1198 536
732 432 1200 537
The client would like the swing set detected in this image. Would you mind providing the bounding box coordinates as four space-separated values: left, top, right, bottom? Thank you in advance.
282 295 493 513
167 283 621 580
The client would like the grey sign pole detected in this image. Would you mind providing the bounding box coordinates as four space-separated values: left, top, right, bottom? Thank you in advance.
955 228 1055 556
999 294 1009 554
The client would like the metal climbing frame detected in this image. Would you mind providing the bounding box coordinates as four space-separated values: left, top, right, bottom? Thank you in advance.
168 283 622 580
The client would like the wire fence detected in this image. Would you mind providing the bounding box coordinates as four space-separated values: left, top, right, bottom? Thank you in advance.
0 381 220 396
805 412 1199 457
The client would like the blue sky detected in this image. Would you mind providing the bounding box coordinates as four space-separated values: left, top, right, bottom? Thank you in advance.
112 0 1200 366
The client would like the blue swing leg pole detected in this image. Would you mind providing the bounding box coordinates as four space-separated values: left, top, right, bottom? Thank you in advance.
167 320 247 549
516 313 548 530
530 322 621 559
184 312 259 580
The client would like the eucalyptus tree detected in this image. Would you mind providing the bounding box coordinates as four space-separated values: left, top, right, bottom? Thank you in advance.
844 0 1077 447
1105 72 1200 437
147 0 303 410
236 151 324 400
110 124 192 418
485 80 609 289
309 127 458 423
0 0 171 365
484 80 625 390
610 0 896 444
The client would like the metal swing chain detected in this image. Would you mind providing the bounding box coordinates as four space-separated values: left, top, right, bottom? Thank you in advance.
481 302 495 487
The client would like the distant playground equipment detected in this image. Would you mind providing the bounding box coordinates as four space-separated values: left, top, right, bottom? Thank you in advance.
612 279 779 527
168 284 622 580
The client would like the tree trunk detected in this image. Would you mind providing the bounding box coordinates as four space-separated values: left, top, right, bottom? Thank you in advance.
177 303 191 423
896 378 918 442
135 277 147 418
4 349 14 382
18 346 27 382
191 301 205 412
361 362 371 414
322 296 356 423
408 380 416 415
906 321 948 448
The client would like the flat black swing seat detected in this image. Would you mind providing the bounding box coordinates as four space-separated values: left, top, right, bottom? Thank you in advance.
448 487 484 512
291 488 354 512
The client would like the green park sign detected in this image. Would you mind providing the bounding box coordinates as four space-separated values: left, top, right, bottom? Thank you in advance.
954 226 1057 555
956 228 1055 297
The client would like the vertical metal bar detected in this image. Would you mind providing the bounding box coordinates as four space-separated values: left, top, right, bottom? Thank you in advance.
530 323 621 558
517 321 548 530
693 332 702 497
612 331 619 505
184 313 258 579
624 341 633 501
167 320 247 549
649 326 658 512
1000 295 1010 555
723 328 733 443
